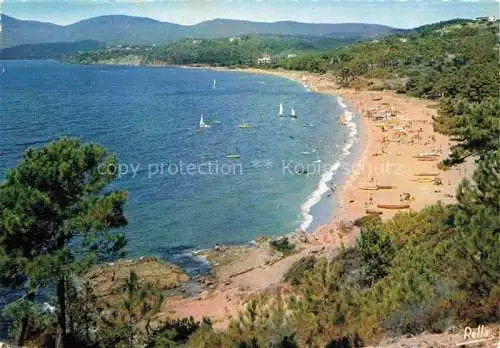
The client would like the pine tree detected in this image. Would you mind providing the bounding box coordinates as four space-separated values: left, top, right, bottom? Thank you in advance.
451 150 500 321
434 97 500 167
98 270 164 348
0 138 128 347
356 227 396 286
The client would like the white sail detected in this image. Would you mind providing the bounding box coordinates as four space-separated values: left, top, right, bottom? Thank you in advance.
291 107 296 117
212 79 216 89
199 114 210 128
279 103 284 116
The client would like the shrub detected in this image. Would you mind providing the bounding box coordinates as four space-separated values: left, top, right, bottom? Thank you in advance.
269 237 296 255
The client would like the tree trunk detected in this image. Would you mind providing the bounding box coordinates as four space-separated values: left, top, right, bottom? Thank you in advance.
55 277 66 348
128 319 134 348
14 290 35 347
15 316 29 347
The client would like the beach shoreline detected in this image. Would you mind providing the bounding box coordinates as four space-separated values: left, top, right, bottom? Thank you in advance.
77 61 473 328
164 65 474 327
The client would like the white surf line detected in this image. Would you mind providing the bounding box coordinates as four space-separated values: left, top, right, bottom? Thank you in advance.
299 97 359 232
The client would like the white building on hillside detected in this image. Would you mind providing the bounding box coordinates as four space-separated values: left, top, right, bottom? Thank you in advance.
475 16 496 22
256 55 272 65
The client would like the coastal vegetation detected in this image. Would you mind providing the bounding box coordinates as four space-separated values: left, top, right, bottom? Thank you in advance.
0 40 103 60
68 34 359 67
269 237 296 255
0 18 499 347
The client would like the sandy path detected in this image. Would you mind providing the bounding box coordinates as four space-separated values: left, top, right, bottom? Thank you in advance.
167 68 473 328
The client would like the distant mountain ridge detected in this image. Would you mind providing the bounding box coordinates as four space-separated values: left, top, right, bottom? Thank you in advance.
0 14 399 48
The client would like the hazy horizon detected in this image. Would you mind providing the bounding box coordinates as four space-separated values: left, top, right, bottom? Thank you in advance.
2 0 498 29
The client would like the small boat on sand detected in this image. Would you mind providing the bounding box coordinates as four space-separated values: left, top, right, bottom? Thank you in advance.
359 186 378 191
412 178 434 183
417 152 440 157
359 185 395 191
417 157 438 161
377 204 410 209
414 173 440 177
376 185 394 190
366 209 383 215
414 153 439 160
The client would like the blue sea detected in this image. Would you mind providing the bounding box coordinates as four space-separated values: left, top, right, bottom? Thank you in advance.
0 60 359 272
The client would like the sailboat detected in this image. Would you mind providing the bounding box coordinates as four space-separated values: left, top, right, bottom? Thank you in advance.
1 65 5 74
278 103 284 117
199 114 210 128
290 107 297 118
212 79 216 89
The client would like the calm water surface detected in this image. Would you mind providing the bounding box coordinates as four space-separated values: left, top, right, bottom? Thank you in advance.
0 60 358 268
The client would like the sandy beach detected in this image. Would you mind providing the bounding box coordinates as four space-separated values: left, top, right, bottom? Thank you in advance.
166 67 474 327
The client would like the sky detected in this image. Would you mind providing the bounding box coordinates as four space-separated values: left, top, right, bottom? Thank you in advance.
1 0 499 28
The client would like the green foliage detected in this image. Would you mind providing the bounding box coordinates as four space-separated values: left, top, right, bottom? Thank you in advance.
352 214 382 228
0 40 104 60
269 237 295 255
186 319 233 348
65 279 101 345
228 292 293 346
356 227 396 286
283 255 316 285
212 158 499 343
0 137 128 346
380 204 452 247
2 298 56 341
98 270 163 348
146 317 202 347
372 244 455 335
444 150 500 322
434 97 500 166
70 34 357 67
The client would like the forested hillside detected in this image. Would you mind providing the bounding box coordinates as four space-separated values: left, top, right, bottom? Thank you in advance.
0 40 103 60
69 34 360 66
279 19 499 100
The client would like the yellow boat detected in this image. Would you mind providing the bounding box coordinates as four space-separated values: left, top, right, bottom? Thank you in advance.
359 186 379 191
411 178 434 183
377 204 410 209
227 154 241 159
